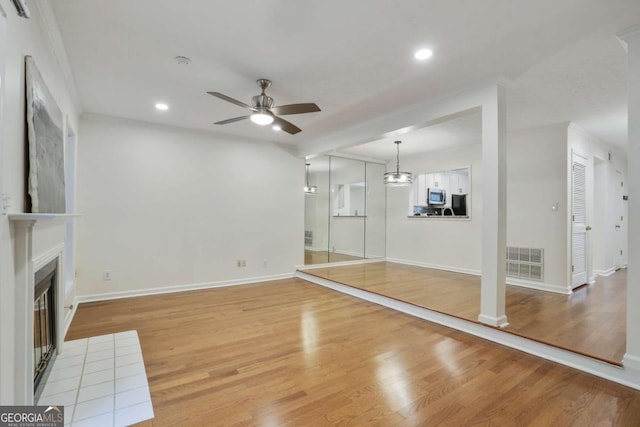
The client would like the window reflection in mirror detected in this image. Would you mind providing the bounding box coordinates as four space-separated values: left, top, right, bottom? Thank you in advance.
410 167 471 218
332 182 366 216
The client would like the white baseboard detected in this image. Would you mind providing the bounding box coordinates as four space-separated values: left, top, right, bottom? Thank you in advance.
386 257 481 276
296 270 640 391
296 258 384 270
506 277 572 295
387 257 572 295
595 268 616 277
63 297 79 339
333 249 365 257
76 273 294 304
623 353 640 371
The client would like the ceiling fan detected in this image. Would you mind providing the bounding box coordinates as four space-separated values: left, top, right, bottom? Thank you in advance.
207 79 320 135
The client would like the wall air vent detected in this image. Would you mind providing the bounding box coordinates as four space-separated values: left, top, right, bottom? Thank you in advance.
506 247 544 281
305 230 313 246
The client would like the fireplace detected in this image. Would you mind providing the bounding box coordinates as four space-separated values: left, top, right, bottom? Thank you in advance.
33 259 58 401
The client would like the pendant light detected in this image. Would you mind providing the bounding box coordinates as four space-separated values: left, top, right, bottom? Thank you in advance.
384 141 413 186
304 163 318 194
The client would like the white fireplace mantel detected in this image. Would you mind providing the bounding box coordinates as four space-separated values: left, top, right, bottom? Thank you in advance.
9 213 80 404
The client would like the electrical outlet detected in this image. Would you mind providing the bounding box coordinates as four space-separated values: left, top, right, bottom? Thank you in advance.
263 259 268 268
241 259 246 267
103 270 112 281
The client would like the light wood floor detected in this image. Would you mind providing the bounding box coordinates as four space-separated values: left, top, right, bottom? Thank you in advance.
66 278 640 426
304 250 364 265
300 262 626 363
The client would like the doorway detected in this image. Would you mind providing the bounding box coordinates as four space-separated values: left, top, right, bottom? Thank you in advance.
571 152 590 288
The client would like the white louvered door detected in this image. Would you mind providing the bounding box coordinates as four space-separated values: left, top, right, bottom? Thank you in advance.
571 153 589 288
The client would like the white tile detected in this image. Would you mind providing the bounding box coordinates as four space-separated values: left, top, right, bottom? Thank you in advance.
87 341 114 353
37 389 77 407
47 365 83 382
115 352 143 367
71 411 113 427
83 359 113 374
115 362 146 379
40 376 81 398
88 334 113 344
114 401 153 427
53 355 85 370
58 345 87 358
115 385 151 410
77 381 114 403
81 368 114 387
115 344 139 357
63 339 88 350
73 395 113 422
63 405 74 426
114 331 137 340
115 374 148 394
85 349 114 364
115 337 139 348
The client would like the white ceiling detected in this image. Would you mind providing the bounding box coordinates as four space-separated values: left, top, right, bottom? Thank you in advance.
339 110 482 162
50 0 640 151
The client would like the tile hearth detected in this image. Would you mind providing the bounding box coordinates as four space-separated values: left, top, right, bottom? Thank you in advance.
37 330 154 426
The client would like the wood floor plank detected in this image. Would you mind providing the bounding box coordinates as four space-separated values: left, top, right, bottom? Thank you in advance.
300 262 626 362
67 278 640 426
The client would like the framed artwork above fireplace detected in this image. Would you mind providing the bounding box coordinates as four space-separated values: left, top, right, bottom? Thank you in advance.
25 55 66 213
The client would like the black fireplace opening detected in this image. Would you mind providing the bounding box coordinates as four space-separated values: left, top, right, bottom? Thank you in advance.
33 259 58 401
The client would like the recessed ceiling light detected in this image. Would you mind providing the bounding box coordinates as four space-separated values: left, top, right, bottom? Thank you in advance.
155 103 169 111
272 124 282 131
414 48 433 61
174 56 191 65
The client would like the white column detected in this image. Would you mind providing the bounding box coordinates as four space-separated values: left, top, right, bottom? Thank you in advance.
13 221 35 405
0 3 10 406
478 85 508 328
621 25 640 371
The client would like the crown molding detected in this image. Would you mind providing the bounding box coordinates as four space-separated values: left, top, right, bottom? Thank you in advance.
31 1 83 114
617 24 640 52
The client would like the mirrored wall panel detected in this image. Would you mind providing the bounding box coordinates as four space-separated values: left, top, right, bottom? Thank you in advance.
330 157 365 262
304 155 386 265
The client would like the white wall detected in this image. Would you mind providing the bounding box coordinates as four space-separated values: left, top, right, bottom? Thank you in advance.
386 143 483 273
506 125 568 289
76 115 303 297
0 0 80 404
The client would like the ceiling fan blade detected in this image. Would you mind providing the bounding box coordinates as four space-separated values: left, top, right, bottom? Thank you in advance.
270 103 321 116
207 92 256 111
214 115 251 125
273 116 302 135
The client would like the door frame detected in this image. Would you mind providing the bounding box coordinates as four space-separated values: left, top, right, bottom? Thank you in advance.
614 170 627 269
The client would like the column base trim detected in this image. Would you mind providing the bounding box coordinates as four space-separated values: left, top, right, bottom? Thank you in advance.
478 314 509 328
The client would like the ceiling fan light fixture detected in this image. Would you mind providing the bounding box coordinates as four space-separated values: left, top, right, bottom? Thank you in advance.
272 124 282 131
304 185 318 194
250 111 274 125
384 141 413 186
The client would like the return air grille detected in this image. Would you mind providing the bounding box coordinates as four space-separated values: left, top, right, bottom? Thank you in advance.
506 247 544 281
305 230 313 246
